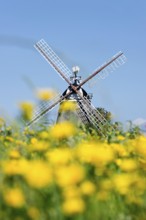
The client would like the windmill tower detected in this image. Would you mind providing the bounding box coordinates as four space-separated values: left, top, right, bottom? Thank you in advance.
27 39 126 136
56 65 92 125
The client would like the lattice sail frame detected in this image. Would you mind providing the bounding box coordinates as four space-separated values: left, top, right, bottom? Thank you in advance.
88 52 127 87
35 39 73 81
27 93 65 127
77 96 115 136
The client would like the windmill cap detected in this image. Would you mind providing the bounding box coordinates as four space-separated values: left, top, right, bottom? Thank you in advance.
72 66 80 73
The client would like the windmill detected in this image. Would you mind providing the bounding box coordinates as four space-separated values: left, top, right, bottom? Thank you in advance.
27 39 126 136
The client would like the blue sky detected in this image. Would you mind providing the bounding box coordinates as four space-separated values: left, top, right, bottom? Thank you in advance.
0 0 146 124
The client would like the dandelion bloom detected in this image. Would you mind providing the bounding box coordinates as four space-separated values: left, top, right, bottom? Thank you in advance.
76 142 114 166
27 207 40 219
3 159 29 176
8 149 21 159
80 181 96 195
55 164 85 187
62 197 85 215
63 186 81 199
24 161 52 188
30 138 49 152
119 159 138 172
49 121 76 139
4 188 25 208
36 88 56 101
59 101 77 112
134 136 146 158
46 148 72 165
112 173 142 195
19 101 34 121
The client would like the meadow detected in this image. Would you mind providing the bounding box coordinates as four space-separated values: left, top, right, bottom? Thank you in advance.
0 97 146 220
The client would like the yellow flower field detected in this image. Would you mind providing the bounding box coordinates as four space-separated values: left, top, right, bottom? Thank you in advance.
0 117 146 220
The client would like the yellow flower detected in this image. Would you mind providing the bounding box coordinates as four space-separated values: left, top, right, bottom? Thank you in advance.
36 88 56 101
112 173 142 195
62 198 85 215
50 121 76 139
117 135 125 141
39 131 49 139
115 158 122 166
76 142 114 166
112 173 131 194
30 138 49 152
3 160 52 189
111 143 128 157
59 100 77 112
9 149 21 159
119 159 138 172
63 186 81 199
3 159 29 176
24 161 52 188
30 137 38 144
27 207 40 220
80 181 96 195
55 164 85 187
134 136 146 157
4 188 25 208
46 148 72 165
19 101 34 121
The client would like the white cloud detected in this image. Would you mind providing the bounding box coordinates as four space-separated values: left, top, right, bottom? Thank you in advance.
132 118 146 126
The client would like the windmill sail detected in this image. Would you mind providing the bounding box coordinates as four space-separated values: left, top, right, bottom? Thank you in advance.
78 96 115 136
27 93 63 127
88 52 127 87
34 39 72 82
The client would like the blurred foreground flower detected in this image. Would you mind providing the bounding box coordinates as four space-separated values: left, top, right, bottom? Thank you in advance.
134 135 146 158
59 101 77 112
3 187 25 208
118 158 138 172
30 138 49 152
46 148 72 165
27 207 40 220
8 149 21 159
55 164 85 187
19 101 34 121
36 88 56 101
80 181 96 195
24 160 52 188
76 142 114 166
62 197 85 215
0 119 146 220
50 121 76 139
